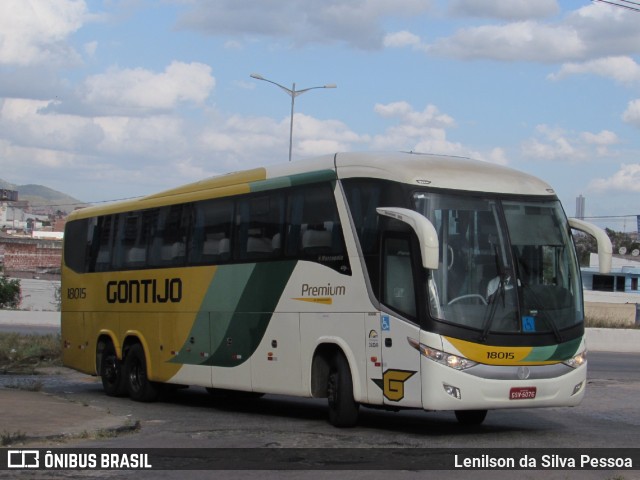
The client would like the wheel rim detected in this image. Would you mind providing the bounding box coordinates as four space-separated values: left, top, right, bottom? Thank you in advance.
129 357 144 393
104 355 118 385
327 371 337 408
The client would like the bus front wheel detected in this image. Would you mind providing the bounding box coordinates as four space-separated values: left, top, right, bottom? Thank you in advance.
455 409 488 425
124 343 160 402
327 352 359 428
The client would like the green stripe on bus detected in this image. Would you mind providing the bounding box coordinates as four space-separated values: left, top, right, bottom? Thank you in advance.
170 261 297 368
523 336 581 362
203 260 297 367
249 169 336 193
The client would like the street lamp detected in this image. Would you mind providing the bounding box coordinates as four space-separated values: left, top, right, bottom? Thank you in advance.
250 73 337 162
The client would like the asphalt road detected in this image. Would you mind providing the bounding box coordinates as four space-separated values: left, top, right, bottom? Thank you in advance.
0 324 59 335
1 352 638 479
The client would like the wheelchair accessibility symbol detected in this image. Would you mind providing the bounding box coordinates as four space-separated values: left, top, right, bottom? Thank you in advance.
522 316 536 332
381 315 390 331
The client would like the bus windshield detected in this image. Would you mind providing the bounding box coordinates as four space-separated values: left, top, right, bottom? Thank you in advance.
413 193 582 337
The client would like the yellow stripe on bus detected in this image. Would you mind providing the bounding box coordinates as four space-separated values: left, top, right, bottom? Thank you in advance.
444 337 559 366
292 297 333 305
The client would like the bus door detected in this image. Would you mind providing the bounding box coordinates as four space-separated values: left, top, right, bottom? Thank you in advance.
378 232 422 408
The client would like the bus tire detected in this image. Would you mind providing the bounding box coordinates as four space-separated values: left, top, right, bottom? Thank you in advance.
455 409 488 425
124 343 160 402
327 352 359 428
100 342 126 397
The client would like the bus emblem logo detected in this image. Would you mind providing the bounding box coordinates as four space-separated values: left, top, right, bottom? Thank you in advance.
517 366 531 380
373 369 416 402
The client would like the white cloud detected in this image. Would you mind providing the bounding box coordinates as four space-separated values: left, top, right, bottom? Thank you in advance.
80 62 215 114
523 125 620 161
549 56 640 84
589 164 640 193
383 31 422 48
0 0 87 66
449 0 560 20
567 3 640 59
370 101 504 163
622 99 640 128
175 0 432 50
84 40 98 57
0 98 103 154
394 3 640 64
0 92 501 200
581 130 618 146
374 102 455 128
487 147 509 166
427 21 584 62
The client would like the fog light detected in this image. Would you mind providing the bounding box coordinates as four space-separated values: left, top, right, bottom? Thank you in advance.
443 383 461 400
571 381 584 396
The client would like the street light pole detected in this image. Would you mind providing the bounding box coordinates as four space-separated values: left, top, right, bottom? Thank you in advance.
250 73 337 162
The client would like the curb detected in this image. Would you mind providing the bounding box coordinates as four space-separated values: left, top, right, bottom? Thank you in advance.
585 327 640 353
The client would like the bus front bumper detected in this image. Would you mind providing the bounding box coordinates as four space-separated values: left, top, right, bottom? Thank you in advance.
420 357 587 411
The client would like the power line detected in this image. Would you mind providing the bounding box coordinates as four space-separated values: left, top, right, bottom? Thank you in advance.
583 214 640 219
24 196 145 210
592 0 640 12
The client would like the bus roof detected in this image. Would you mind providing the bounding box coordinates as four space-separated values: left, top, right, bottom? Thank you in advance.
333 152 554 196
68 152 555 220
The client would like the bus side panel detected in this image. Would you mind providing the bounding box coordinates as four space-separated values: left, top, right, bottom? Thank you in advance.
61 312 94 375
149 312 210 385
251 312 303 395
364 312 384 405
300 313 367 403
379 313 422 408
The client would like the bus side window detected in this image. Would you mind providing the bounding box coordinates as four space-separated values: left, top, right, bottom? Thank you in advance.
93 215 116 272
149 204 191 267
113 212 141 270
236 193 285 261
286 184 346 259
63 218 91 273
189 199 234 265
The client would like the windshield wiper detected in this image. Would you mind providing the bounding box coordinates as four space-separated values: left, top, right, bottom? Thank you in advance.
479 246 508 342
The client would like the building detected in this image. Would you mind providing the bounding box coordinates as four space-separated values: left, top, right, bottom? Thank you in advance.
0 233 62 279
582 253 640 294
581 253 640 326
575 195 585 220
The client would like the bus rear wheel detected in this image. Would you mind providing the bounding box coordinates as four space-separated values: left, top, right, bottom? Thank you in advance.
124 343 160 402
100 342 126 397
455 409 488 425
327 352 359 428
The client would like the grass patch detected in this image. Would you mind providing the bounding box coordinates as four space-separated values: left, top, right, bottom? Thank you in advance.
585 314 639 329
0 333 62 374
4 378 43 391
1 430 27 446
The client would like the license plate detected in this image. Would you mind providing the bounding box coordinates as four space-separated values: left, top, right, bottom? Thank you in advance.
509 386 537 400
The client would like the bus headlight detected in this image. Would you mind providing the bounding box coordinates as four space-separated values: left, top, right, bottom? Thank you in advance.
408 338 477 371
562 350 587 369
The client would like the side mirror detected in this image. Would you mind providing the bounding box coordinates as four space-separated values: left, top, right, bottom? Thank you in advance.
568 218 612 274
376 207 439 270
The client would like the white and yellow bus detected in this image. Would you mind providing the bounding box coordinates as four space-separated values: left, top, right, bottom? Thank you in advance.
61 152 612 426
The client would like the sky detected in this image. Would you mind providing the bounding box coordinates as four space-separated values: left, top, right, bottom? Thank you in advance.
1 0 639 231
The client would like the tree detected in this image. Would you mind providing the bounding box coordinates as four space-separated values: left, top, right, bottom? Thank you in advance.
572 231 597 267
573 228 639 267
0 276 21 309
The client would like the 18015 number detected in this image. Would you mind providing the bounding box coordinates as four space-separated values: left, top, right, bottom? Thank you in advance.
67 288 87 300
486 351 515 360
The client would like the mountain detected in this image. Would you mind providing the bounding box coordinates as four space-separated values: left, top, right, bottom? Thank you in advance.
0 179 88 214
